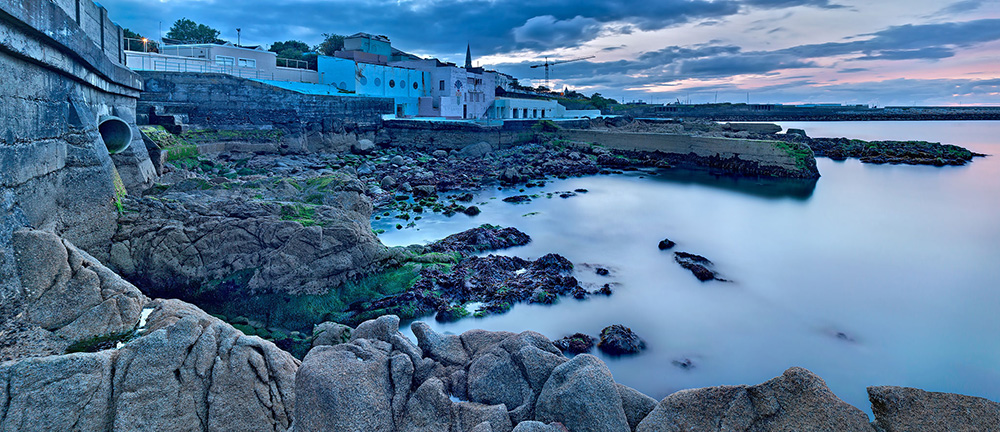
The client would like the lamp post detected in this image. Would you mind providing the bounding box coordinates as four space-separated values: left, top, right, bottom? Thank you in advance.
142 37 147 52
236 28 241 47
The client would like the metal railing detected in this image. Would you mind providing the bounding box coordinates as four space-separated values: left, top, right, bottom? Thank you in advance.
123 37 159 53
125 51 275 80
276 57 309 70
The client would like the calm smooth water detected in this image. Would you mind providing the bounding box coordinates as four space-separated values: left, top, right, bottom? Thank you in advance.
374 121 1000 416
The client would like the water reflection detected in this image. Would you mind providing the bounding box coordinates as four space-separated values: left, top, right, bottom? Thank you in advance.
650 168 818 200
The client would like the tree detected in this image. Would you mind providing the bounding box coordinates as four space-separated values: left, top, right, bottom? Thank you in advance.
166 18 222 44
269 40 317 70
315 33 346 56
590 93 619 111
123 28 158 52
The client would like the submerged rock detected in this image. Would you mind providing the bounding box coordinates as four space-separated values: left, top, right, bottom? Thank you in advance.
597 325 646 356
427 224 531 256
503 195 532 204
553 333 595 354
657 238 676 250
674 252 724 282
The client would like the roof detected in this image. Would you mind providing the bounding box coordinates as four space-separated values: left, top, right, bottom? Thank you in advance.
347 32 391 43
391 47 421 61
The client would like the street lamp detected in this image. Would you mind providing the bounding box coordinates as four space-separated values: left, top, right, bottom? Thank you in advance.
142 37 147 52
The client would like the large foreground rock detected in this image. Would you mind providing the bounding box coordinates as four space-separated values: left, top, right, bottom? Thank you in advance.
535 354 630 432
111 178 388 299
636 367 874 431
0 299 299 431
869 386 1000 432
2 229 147 361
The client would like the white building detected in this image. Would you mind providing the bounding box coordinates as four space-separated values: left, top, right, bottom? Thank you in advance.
491 97 603 120
391 51 496 119
316 55 427 117
125 41 319 83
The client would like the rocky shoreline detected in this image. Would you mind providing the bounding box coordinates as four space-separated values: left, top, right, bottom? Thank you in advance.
3 116 996 430
3 246 998 432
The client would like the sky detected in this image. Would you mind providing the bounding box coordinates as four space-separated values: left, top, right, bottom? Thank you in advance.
102 0 1000 106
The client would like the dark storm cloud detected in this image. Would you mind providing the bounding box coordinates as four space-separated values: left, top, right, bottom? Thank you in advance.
677 53 815 76
512 16 602 48
102 0 867 58
779 19 1000 59
102 0 745 55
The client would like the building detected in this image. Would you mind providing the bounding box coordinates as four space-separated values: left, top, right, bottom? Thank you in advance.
389 45 496 119
492 97 559 119
125 41 318 83
489 97 600 119
316 55 427 117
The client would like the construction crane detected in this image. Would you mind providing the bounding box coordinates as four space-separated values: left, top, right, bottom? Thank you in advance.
529 56 595 89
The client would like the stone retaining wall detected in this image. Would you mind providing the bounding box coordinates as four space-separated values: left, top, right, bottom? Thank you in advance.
556 129 820 178
136 72 395 154
1 0 155 289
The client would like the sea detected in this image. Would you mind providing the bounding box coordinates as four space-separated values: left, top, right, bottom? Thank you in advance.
373 120 1000 417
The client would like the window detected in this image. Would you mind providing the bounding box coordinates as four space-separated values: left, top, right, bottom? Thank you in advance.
359 76 368 86
238 58 256 68
523 108 528 118
533 109 538 118
374 78 381 87
413 82 418 90
215 55 235 67
339 81 347 89
400 80 405 88
439 80 445 91
389 79 395 88
513 109 519 119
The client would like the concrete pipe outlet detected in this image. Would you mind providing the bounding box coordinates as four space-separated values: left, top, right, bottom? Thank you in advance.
98 116 132 154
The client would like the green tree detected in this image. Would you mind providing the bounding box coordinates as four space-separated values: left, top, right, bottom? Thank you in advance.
269 40 317 69
589 93 619 111
165 18 222 44
315 33 346 56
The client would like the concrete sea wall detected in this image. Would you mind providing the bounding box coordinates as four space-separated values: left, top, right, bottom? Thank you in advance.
1 0 155 281
379 119 553 151
556 129 820 178
136 72 395 154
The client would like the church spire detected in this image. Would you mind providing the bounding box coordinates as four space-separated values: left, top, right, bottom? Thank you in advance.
465 43 472 69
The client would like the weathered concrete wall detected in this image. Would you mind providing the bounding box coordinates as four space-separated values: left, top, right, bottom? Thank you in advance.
1 0 155 313
136 72 395 154
382 119 592 151
556 129 820 178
